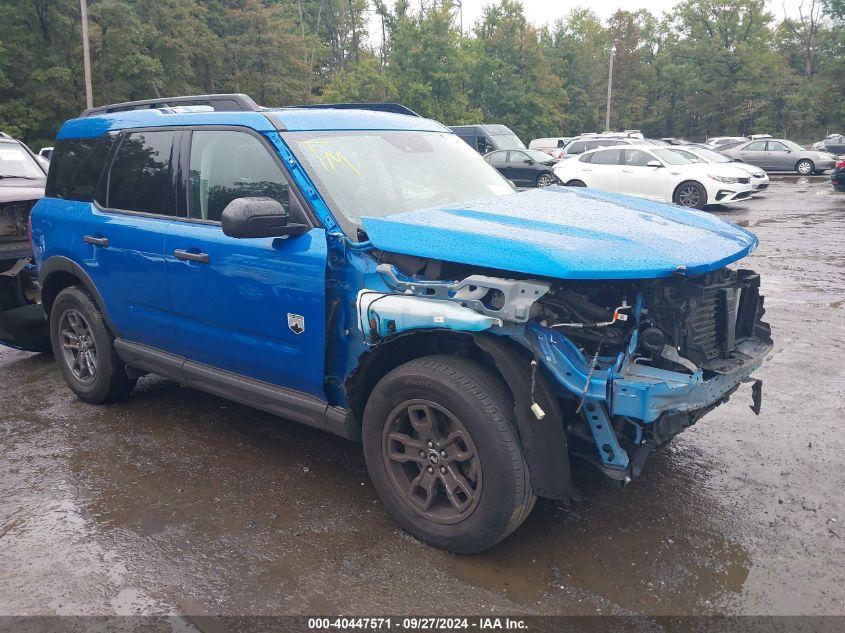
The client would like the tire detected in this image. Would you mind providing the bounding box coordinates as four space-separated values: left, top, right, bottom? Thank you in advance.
796 159 814 175
536 173 556 188
673 181 708 209
49 285 136 403
362 355 535 553
566 179 587 187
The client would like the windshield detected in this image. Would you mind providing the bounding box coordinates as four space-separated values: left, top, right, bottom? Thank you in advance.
0 142 44 179
652 148 695 165
524 149 555 162
491 133 525 150
688 147 731 163
287 131 514 225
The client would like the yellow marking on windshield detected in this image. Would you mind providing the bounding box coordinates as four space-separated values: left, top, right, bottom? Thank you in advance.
299 140 362 176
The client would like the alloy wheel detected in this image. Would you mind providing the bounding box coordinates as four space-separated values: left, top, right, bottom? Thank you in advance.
537 174 555 187
59 308 98 384
678 185 701 207
382 399 482 524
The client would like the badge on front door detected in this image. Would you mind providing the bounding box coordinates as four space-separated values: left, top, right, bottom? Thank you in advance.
287 313 305 335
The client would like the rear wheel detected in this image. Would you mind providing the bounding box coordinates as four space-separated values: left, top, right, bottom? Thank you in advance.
673 181 707 209
796 159 814 175
566 179 587 187
362 355 535 553
49 286 136 403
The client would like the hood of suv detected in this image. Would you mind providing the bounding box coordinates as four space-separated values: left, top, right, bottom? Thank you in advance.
0 179 45 204
361 187 758 280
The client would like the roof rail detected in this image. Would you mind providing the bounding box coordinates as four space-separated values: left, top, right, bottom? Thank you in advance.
283 103 420 117
0 131 12 139
80 93 261 117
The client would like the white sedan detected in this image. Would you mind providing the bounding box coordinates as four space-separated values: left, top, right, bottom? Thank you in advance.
671 145 770 192
553 144 756 209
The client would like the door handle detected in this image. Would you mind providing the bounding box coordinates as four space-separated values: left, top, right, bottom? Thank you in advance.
173 249 210 264
582 167 592 171
83 235 109 247
622 169 633 173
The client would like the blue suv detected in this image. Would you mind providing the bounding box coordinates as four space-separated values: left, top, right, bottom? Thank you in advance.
28 94 771 553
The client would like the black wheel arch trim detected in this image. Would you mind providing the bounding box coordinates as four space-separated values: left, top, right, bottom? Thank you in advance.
473 333 579 502
38 256 118 334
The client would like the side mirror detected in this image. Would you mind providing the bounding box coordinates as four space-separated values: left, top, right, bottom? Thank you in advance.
524 158 535 165
221 197 309 239
646 160 662 168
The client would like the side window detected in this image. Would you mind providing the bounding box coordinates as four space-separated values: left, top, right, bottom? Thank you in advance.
557 139 565 148
476 136 493 154
766 141 787 152
567 141 586 155
591 149 621 165
486 151 505 163
188 130 291 223
624 149 653 166
507 151 527 164
107 131 176 215
745 141 767 151
46 134 116 202
579 152 594 163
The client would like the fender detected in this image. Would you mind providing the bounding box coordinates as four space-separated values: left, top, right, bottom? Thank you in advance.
38 256 119 335
474 333 579 502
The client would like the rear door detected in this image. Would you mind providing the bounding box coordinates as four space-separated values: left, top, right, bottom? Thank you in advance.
165 128 327 397
74 129 178 352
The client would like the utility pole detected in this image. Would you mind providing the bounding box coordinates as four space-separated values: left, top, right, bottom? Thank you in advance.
605 45 615 132
80 0 93 110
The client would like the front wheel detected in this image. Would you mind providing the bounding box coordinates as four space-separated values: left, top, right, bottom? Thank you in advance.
536 173 556 188
796 159 814 175
673 181 708 209
566 179 587 187
362 355 535 553
49 286 136 403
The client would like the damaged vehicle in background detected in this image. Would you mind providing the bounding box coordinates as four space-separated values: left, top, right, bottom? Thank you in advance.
0 132 49 353
25 95 772 554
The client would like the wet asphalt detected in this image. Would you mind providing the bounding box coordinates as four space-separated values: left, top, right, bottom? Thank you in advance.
0 176 843 619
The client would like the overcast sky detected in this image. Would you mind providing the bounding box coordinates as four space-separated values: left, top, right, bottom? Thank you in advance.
371 0 803 35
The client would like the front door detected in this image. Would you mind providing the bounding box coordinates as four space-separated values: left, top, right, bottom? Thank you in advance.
506 151 533 186
75 129 178 352
735 140 768 168
584 148 622 192
621 149 669 200
765 141 794 170
165 129 327 398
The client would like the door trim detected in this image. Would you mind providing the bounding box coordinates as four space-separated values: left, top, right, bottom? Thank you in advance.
114 339 359 441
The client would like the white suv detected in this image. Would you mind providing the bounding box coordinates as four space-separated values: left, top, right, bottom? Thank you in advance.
553 144 755 209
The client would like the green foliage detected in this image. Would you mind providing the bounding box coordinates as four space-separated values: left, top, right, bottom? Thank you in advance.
0 0 842 148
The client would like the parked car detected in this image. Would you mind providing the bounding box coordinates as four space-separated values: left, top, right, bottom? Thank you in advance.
449 124 525 155
706 136 750 147
38 146 54 161
832 158 845 192
660 138 690 145
559 136 654 159
813 134 845 155
484 149 559 187
671 145 770 191
554 144 755 209
528 137 570 159
721 138 837 174
0 132 50 353
712 140 748 153
21 94 771 554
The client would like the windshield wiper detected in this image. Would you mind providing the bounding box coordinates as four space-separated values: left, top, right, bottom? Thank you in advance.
0 175 40 179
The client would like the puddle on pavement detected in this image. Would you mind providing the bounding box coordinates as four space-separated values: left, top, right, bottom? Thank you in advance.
447 457 750 614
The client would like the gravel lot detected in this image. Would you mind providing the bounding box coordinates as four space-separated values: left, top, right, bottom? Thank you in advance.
1 176 843 619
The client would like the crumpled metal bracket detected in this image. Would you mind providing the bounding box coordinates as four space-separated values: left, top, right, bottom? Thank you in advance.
0 258 30 277
377 263 550 324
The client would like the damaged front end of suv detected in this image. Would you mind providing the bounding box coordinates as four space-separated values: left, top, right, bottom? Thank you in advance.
350 187 772 495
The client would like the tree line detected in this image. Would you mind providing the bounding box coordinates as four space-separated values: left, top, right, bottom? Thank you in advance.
0 0 842 149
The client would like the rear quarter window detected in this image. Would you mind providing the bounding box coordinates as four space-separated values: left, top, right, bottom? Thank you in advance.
45 134 116 202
